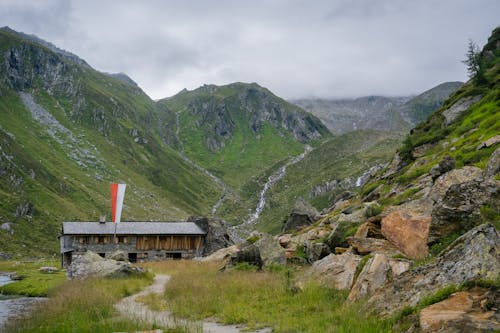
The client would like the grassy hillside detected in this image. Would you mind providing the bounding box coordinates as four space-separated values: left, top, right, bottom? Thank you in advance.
0 28 221 257
256 130 403 232
159 82 331 225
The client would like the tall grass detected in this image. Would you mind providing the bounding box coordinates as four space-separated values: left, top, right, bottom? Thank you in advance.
142 261 392 333
3 274 179 333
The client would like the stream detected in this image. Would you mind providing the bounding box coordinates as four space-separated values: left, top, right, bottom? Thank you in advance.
244 145 313 226
0 274 45 330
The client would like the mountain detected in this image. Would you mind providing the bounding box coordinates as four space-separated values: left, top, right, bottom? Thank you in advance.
0 27 334 256
292 82 462 134
0 27 222 257
393 81 463 126
157 82 331 225
292 95 411 134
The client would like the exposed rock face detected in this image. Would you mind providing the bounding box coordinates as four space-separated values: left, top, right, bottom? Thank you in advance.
109 250 128 261
200 245 239 262
430 166 483 202
282 199 318 232
442 95 482 125
381 210 431 259
419 288 500 332
296 252 361 290
347 237 401 255
429 155 456 180
67 251 145 279
254 233 286 266
348 254 410 302
430 179 498 243
476 134 500 150
366 224 500 316
188 216 234 256
39 266 58 274
485 147 500 178
224 243 263 270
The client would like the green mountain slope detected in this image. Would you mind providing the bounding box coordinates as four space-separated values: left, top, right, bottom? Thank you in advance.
158 82 331 224
0 28 221 257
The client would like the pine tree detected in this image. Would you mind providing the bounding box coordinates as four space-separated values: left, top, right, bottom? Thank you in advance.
463 39 485 83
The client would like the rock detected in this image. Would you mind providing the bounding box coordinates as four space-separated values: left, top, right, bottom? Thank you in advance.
485 147 500 178
304 241 330 263
366 223 500 316
348 254 411 302
188 216 234 256
476 134 500 150
109 250 128 261
442 95 482 125
39 266 58 274
430 179 498 243
381 152 404 179
278 234 292 248
9 272 25 280
430 166 483 202
337 205 368 223
200 245 239 262
0 253 11 260
347 237 401 255
419 288 500 332
282 198 319 232
296 252 361 290
354 220 383 239
67 251 145 279
381 210 431 259
227 244 263 270
254 233 286 266
429 155 456 180
1 222 12 234
15 202 33 218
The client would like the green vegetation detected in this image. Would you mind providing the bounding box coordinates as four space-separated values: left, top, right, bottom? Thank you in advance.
257 130 402 233
0 260 65 296
142 261 393 333
2 274 187 333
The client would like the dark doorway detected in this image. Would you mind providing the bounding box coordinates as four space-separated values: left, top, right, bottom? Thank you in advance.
98 253 105 258
128 253 137 263
173 252 182 260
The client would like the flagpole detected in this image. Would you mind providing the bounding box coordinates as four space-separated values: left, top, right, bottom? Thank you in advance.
114 221 117 247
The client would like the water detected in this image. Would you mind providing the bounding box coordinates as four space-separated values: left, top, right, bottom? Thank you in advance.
245 145 313 225
0 274 46 329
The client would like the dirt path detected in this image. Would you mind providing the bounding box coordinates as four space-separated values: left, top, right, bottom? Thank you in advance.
115 274 271 333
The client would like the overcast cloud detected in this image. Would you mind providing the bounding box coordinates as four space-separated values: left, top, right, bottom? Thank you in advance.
1 0 498 99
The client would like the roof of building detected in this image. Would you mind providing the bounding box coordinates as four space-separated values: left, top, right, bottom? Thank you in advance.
62 221 206 235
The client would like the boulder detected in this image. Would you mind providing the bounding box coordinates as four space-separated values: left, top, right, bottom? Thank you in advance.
348 254 410 302
430 166 483 202
366 223 500 316
39 266 58 274
419 288 500 332
485 147 500 178
429 155 456 180
354 220 383 239
381 210 431 259
200 245 239 262
227 244 263 270
442 95 482 125
476 134 500 150
430 179 498 243
304 241 330 263
188 216 234 256
109 250 128 261
347 237 401 255
278 234 292 248
254 233 286 266
381 152 404 179
296 252 361 290
67 251 145 279
282 198 319 232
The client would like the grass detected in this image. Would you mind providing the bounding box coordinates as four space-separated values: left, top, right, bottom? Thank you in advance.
0 260 66 296
142 260 393 333
3 274 167 333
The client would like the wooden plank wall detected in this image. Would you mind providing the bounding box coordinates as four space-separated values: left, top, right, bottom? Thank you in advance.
136 235 202 251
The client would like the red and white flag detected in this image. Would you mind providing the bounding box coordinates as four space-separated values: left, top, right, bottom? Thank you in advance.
110 183 126 223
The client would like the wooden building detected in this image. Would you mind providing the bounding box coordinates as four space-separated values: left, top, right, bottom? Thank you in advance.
60 221 206 267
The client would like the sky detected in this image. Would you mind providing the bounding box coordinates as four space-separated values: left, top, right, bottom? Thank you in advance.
1 0 498 100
